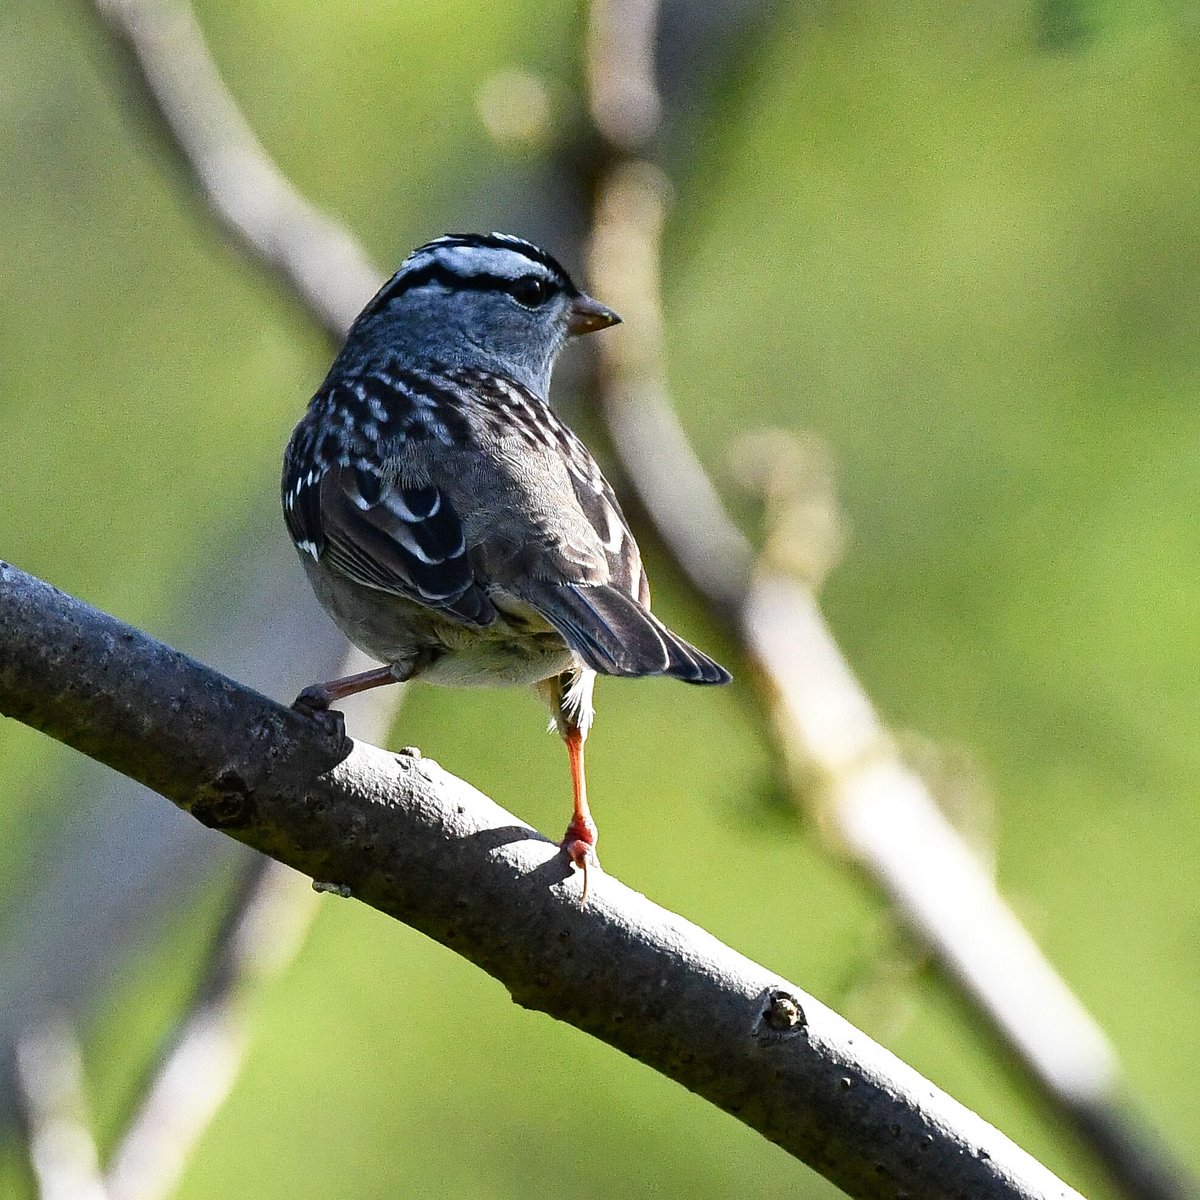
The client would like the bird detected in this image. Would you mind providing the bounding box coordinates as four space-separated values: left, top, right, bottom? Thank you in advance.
282 232 730 899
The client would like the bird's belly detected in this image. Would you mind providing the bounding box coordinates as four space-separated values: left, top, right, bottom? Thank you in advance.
303 558 575 688
423 589 576 686
419 627 575 689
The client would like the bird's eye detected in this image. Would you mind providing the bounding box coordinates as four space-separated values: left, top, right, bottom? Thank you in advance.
509 275 553 308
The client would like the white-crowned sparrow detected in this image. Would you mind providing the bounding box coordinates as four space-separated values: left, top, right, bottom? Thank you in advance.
283 233 730 897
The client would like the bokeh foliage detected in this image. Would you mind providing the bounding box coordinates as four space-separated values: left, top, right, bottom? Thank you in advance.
2 0 1198 1197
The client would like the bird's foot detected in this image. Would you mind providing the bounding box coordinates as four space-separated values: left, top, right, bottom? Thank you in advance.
291 686 346 747
293 664 409 718
292 683 333 715
560 814 599 905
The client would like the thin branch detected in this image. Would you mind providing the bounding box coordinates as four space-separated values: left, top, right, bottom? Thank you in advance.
0 560 1084 1200
586 153 1122 1100
103 859 318 1200
14 1021 108 1200
579 6 1195 1200
585 160 755 615
91 0 380 340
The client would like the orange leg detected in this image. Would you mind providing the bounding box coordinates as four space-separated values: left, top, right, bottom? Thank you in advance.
560 724 598 903
293 663 406 712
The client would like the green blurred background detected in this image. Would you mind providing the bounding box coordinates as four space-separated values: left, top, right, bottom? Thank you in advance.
2 0 1198 1196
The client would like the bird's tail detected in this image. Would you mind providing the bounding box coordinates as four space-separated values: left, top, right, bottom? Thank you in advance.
524 582 731 685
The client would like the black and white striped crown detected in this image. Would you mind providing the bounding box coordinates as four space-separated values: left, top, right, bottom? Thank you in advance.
360 232 578 320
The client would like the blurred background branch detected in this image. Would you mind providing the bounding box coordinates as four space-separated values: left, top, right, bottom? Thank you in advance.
13 861 317 1200
101 859 317 1200
15 1022 107 1200
578 5 1195 1199
91 0 378 338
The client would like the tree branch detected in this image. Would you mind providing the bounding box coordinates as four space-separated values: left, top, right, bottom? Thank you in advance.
91 0 380 340
0 561 1083 1200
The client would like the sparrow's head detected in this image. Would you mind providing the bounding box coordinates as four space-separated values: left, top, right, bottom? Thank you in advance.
347 232 620 395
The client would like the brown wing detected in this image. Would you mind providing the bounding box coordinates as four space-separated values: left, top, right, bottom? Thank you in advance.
443 372 726 683
555 422 652 606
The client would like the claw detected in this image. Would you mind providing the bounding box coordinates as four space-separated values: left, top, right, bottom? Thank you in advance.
291 689 346 752
560 816 598 906
561 838 596 905
292 684 333 715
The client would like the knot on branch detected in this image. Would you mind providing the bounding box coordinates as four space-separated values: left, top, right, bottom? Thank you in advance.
192 770 257 829
755 989 808 1041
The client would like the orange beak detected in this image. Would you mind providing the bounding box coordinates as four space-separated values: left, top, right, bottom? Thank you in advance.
567 293 622 336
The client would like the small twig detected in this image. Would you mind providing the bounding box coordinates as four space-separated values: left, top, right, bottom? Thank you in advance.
15 1022 108 1200
104 859 318 1200
0 560 1085 1200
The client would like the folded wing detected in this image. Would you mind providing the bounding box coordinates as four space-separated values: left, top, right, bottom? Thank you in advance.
285 459 495 627
521 580 730 684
